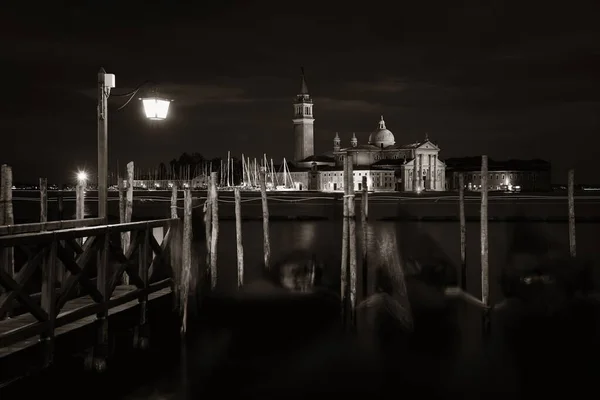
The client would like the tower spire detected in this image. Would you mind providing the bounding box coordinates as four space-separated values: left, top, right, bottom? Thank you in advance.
379 115 386 130
300 66 309 95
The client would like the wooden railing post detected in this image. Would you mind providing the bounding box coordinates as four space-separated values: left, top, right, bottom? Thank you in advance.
134 226 149 349
40 236 57 366
259 167 271 270
94 227 109 372
458 173 467 291
40 177 48 225
209 172 219 290
234 188 244 289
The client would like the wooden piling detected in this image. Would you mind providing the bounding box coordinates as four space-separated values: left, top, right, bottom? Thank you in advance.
181 188 193 334
458 173 467 291
40 177 48 225
118 178 126 225
361 175 368 299
0 165 5 226
568 169 576 258
76 181 85 220
209 172 219 289
347 155 357 328
56 190 64 221
122 163 134 285
171 183 178 219
340 156 349 321
480 155 490 334
259 167 271 270
203 183 212 278
234 188 244 289
1 165 15 279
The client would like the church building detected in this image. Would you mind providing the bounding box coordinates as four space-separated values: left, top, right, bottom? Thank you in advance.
284 70 446 192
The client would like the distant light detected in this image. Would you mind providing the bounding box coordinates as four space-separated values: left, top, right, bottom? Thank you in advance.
77 171 88 182
142 97 170 120
155 183 160 188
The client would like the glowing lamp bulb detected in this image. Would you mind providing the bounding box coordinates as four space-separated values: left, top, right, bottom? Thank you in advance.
142 97 171 120
77 171 88 182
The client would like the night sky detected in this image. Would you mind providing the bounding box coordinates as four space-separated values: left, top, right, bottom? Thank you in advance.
1 1 599 185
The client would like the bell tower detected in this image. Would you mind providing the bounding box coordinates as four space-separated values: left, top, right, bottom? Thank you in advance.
293 67 315 161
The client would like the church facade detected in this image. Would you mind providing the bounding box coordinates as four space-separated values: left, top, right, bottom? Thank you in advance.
283 71 446 192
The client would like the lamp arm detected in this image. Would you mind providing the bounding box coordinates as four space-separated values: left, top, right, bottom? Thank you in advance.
112 80 159 111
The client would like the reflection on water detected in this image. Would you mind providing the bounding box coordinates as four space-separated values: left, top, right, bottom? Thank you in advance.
4 219 600 398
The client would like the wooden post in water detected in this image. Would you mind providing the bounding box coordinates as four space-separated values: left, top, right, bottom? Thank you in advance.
568 169 576 258
181 188 193 334
170 183 180 307
171 184 178 219
1 165 15 294
209 172 219 289
76 181 85 220
458 173 467 291
75 181 85 247
0 165 5 226
480 156 490 334
347 155 357 328
361 175 368 299
259 167 271 270
340 156 349 322
57 190 64 220
118 177 126 225
203 183 212 280
234 188 244 289
40 177 48 225
122 162 134 285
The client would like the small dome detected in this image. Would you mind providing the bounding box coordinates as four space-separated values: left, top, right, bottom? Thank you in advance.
368 115 395 148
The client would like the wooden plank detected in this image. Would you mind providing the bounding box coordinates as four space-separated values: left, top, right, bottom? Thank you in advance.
0 245 45 317
0 285 172 359
0 218 105 236
0 218 177 247
0 268 48 322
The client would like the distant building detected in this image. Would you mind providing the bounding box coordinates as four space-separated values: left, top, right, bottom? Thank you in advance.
283 71 446 192
445 157 551 192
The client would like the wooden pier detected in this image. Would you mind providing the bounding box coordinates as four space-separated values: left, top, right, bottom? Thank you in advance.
0 217 180 382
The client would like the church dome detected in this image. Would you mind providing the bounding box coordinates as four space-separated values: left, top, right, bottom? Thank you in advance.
368 115 395 148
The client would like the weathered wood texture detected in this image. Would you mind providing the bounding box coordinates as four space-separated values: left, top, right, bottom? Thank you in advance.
0 218 180 364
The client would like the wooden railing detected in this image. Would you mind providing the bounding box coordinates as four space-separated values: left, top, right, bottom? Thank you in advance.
0 218 180 359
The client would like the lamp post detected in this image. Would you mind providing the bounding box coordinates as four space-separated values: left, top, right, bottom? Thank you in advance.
96 68 171 221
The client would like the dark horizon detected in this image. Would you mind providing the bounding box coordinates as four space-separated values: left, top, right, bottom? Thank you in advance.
1 2 599 184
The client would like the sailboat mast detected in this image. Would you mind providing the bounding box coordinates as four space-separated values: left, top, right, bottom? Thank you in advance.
241 154 246 187
270 158 276 186
254 158 258 187
226 151 230 187
283 158 287 187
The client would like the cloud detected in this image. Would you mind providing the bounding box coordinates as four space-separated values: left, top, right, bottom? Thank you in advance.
346 79 408 93
75 83 285 108
316 97 386 113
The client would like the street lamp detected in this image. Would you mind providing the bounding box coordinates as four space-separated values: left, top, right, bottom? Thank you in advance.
97 68 171 220
76 170 88 183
